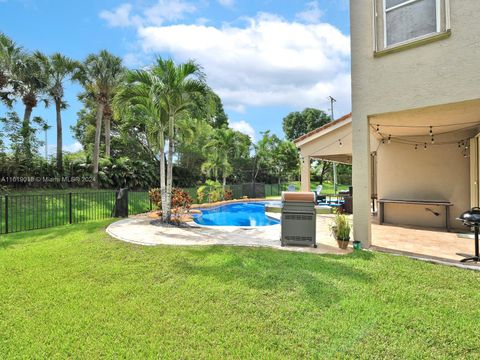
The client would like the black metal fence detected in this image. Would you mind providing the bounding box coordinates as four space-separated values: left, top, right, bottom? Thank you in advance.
0 183 290 235
0 191 152 235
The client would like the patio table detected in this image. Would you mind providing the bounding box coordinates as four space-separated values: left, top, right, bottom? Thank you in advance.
378 199 453 232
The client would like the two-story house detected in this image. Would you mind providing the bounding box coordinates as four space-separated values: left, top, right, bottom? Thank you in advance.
351 0 480 246
296 0 480 248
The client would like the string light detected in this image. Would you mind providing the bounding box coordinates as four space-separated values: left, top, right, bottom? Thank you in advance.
431 136 435 144
388 135 391 144
424 143 427 150
376 124 380 133
429 126 433 136
339 139 343 147
414 144 418 150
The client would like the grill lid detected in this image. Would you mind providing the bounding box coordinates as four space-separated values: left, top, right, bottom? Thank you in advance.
281 191 315 203
459 207 480 223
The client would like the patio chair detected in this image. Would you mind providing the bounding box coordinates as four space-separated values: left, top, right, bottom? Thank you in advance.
315 185 326 204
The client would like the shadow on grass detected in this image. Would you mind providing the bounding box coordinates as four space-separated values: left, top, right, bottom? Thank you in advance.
0 220 111 250
172 245 375 307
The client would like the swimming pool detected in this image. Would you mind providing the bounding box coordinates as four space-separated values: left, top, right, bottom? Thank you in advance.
193 202 280 227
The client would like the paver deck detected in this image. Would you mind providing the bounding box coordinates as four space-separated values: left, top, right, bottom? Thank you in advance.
106 214 351 255
106 211 480 267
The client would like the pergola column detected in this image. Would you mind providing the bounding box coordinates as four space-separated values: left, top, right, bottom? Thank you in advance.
300 154 311 191
352 113 372 247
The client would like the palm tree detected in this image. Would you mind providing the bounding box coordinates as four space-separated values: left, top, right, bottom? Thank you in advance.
35 52 77 173
114 70 168 210
0 32 23 107
74 50 123 188
151 57 206 221
42 122 51 160
203 127 237 190
13 53 49 155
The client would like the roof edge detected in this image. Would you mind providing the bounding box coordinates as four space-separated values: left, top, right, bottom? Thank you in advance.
293 112 352 144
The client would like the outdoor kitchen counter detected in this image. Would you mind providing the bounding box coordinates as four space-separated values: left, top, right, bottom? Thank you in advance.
378 199 453 232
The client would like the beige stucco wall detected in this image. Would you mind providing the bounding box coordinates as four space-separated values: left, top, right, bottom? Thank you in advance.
377 130 476 230
350 0 480 245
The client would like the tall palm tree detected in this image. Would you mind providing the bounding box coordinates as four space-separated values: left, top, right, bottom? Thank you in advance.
35 52 77 173
0 32 23 107
152 57 206 221
203 127 237 190
74 50 123 188
114 70 168 210
13 53 49 155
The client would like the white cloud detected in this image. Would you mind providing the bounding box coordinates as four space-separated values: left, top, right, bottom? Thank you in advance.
64 142 83 153
217 0 234 8
295 1 323 24
137 13 351 114
144 0 196 25
99 0 196 28
230 120 256 141
99 3 141 28
46 142 83 156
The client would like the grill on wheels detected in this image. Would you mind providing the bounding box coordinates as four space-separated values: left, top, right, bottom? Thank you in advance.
281 192 317 248
457 207 480 263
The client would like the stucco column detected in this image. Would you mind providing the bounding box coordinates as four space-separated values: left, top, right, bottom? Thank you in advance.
300 154 311 191
352 113 372 247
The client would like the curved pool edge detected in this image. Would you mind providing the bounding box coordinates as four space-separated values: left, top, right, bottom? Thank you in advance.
189 211 281 229
192 201 281 227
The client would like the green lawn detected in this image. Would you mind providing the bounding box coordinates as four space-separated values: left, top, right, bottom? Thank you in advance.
1 220 479 358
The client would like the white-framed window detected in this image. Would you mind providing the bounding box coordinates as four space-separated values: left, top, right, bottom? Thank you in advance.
383 0 441 47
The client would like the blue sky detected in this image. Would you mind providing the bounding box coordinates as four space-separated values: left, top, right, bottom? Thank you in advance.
0 0 350 152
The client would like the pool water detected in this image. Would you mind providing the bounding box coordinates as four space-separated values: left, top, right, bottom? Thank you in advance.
193 202 280 227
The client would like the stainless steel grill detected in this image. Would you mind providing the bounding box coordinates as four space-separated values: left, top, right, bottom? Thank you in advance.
281 192 317 248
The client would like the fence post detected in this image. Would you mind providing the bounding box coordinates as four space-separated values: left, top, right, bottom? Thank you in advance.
5 194 8 234
126 190 129 217
69 192 73 224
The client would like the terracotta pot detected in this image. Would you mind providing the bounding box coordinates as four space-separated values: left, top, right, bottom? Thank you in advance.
336 239 350 249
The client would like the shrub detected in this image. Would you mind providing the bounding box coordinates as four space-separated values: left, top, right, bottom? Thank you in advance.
148 188 162 210
224 189 233 201
197 180 223 204
148 188 192 224
171 188 192 211
171 188 192 224
330 212 351 241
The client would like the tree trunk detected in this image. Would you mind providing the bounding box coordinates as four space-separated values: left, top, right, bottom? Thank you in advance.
55 100 63 173
159 134 167 218
92 102 104 189
163 114 175 222
222 175 226 191
319 161 331 185
104 113 111 158
22 105 33 160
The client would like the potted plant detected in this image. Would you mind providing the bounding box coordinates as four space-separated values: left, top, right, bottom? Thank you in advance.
330 212 351 249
